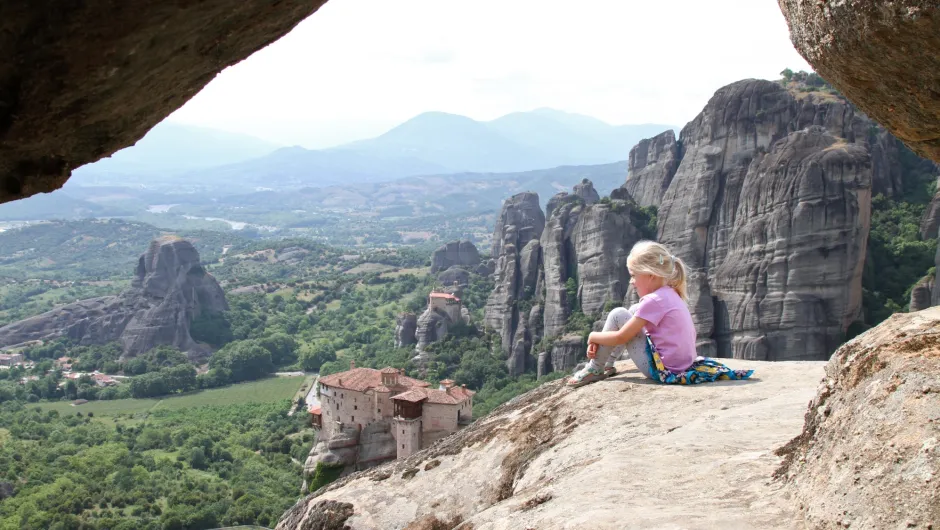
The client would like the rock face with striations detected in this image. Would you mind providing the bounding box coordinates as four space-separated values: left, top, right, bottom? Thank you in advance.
485 182 649 375
909 275 935 313
572 178 599 205
775 307 940 528
430 240 481 273
624 129 680 208
654 79 884 360
0 237 227 360
0 1 326 204
778 1 940 164
394 313 417 348
484 192 545 368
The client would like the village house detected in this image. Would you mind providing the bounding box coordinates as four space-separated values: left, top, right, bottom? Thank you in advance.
313 363 474 459
62 371 118 387
0 353 25 367
54 356 73 371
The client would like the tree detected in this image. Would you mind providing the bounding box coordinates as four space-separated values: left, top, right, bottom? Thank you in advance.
209 340 274 382
298 342 336 372
780 68 794 82
189 447 207 469
258 333 298 366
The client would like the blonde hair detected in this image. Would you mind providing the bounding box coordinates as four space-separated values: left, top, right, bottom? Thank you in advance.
627 240 688 301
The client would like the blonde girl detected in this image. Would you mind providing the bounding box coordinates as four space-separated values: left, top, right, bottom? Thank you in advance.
567 240 697 387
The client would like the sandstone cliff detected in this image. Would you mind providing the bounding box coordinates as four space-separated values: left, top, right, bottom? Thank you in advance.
624 129 679 208
0 237 227 360
430 240 481 274
484 192 545 371
0 1 325 204
778 1 940 164
276 355 826 529
776 307 940 528
655 79 881 360
394 313 417 348
484 183 648 375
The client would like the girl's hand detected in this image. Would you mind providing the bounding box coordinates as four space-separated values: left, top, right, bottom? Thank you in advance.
586 342 598 359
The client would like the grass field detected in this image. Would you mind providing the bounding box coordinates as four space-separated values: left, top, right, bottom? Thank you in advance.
379 267 428 279
36 376 305 417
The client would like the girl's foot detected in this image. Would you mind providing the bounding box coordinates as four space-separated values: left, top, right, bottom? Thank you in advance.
603 365 617 378
567 361 604 388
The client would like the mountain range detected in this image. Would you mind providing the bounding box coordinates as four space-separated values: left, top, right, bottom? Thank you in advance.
71 109 674 191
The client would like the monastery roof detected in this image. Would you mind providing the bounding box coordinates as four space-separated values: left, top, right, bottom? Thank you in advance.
380 367 400 374
319 367 430 393
391 385 475 405
390 390 428 403
309 406 321 414
429 292 460 301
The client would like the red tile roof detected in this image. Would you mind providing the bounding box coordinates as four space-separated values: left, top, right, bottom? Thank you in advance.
309 406 321 414
429 292 460 301
380 367 400 374
319 367 430 393
374 386 391 393
391 385 475 405
390 390 428 403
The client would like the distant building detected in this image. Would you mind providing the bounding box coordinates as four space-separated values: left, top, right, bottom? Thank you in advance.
427 292 462 323
314 365 474 459
0 353 24 367
54 356 73 371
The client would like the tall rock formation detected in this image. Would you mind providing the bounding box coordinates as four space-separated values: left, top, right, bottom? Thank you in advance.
0 237 227 360
624 130 680 208
573 200 644 316
572 179 600 205
540 193 584 339
655 79 876 360
394 313 417 348
484 192 545 366
430 240 481 273
484 183 648 375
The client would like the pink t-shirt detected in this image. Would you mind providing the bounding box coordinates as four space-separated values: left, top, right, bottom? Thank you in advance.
633 286 697 373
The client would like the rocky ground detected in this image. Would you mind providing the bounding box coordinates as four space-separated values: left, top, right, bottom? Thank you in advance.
277 358 826 530
777 308 940 529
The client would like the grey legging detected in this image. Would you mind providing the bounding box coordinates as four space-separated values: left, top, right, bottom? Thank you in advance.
594 306 654 379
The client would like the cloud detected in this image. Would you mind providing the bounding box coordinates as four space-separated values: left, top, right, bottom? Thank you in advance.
168 0 812 148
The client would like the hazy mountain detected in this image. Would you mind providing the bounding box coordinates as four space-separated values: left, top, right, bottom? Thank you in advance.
69 109 675 191
333 111 558 173
73 122 282 179
334 108 675 174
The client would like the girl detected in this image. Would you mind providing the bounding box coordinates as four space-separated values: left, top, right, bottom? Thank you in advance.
567 240 697 387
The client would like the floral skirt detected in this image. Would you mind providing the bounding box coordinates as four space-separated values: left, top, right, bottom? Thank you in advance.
645 336 754 385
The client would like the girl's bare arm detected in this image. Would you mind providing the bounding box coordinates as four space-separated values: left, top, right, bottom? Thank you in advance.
588 316 647 346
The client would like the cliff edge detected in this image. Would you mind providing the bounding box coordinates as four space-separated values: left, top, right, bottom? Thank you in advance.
277 358 825 529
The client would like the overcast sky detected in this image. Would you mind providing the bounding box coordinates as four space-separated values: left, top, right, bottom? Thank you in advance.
168 0 811 148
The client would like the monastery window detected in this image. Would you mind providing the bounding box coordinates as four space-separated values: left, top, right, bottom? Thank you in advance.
351 416 354 422
402 444 405 449
336 403 339 410
354 405 358 410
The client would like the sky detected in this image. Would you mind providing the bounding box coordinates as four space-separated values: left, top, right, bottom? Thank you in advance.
168 0 812 149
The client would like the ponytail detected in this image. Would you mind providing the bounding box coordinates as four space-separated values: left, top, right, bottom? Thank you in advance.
667 255 688 301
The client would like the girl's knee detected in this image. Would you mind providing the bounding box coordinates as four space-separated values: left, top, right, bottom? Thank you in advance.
607 306 633 321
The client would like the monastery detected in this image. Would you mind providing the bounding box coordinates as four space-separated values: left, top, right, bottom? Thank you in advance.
311 363 474 459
